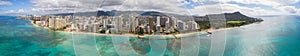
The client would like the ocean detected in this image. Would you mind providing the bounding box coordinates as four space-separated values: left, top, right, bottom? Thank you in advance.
0 15 299 56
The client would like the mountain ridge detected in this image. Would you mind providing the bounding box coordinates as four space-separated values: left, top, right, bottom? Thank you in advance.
48 10 261 22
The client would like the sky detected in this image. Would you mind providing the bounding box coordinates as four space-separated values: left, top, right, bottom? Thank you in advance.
0 0 299 16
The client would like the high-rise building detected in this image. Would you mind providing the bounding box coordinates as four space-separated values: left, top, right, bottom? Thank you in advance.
165 17 170 28
187 21 198 30
146 25 151 33
171 17 177 28
177 20 186 31
115 16 123 33
65 15 72 23
130 17 138 32
156 16 160 26
156 16 161 31
148 16 155 32
48 18 67 29
35 21 46 26
102 19 107 28
160 16 168 27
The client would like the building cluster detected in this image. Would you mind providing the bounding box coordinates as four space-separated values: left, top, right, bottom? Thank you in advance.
25 14 199 35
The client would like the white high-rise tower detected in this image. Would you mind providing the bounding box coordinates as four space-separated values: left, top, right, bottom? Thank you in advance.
156 16 161 31
156 16 160 26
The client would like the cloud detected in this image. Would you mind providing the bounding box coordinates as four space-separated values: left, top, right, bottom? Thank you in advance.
0 9 30 16
26 0 189 15
29 0 181 12
189 4 281 16
1 0 300 16
17 9 25 13
196 0 300 7
2 9 26 13
298 9 300 14
197 0 231 3
0 0 12 6
114 0 187 13
276 6 299 14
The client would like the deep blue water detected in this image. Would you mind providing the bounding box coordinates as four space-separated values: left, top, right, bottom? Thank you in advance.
0 16 299 56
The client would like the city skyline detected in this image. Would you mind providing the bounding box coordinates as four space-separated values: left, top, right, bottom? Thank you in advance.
25 14 199 35
23 11 263 36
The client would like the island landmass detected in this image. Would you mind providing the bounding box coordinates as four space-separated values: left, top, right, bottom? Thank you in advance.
22 11 263 38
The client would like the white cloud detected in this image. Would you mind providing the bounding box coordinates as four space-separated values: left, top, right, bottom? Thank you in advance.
17 9 25 13
3 9 26 13
0 0 12 6
8 10 14 13
197 0 231 3
0 9 31 16
189 4 281 16
298 9 300 14
166 0 300 16
276 6 299 14
1 0 300 16
27 0 189 15
196 0 300 7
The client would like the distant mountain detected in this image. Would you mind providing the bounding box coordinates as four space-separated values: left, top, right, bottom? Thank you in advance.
49 13 74 16
48 10 167 16
140 11 166 16
48 11 116 16
48 10 260 22
194 12 261 21
224 12 255 20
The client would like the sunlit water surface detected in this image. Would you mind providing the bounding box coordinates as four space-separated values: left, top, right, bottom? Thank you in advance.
0 16 299 56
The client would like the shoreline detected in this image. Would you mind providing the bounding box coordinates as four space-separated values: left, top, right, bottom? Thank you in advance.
30 20 247 39
58 27 240 39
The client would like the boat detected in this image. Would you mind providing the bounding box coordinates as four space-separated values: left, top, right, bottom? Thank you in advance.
206 31 212 34
206 34 211 37
206 31 212 37
138 36 145 39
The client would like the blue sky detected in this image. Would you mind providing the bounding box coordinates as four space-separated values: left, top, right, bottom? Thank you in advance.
292 2 300 8
0 0 300 16
0 0 33 10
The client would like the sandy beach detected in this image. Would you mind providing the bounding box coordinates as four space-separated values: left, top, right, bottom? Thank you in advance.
54 26 240 39
58 27 241 39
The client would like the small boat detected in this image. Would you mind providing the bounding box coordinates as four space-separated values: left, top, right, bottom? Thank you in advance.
205 31 212 37
138 36 145 39
206 34 211 37
206 31 212 34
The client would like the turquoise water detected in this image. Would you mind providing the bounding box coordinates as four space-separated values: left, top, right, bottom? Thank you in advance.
0 16 299 56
